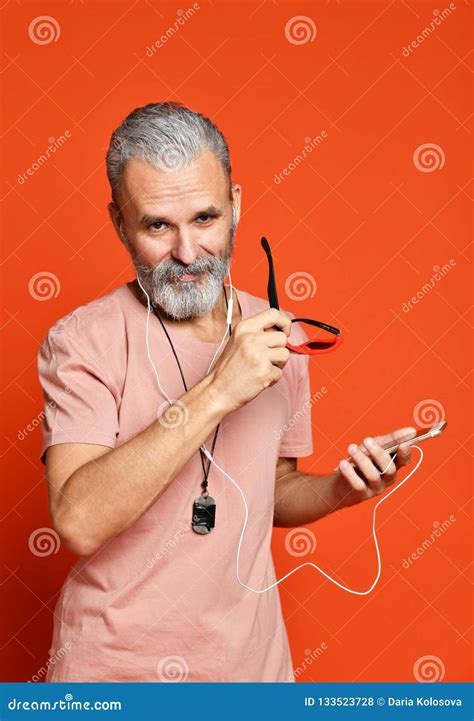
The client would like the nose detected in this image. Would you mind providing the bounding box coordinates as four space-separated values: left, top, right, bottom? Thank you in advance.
170 229 200 267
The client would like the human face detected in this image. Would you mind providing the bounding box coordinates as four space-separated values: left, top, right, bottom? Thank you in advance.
109 149 241 321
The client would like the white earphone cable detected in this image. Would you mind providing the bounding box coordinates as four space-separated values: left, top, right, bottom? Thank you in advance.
207 267 234 375
138 272 423 596
201 443 423 595
136 272 233 457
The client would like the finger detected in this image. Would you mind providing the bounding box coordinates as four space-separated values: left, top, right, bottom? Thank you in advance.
373 426 417 449
332 441 369 472
348 442 383 490
248 308 292 336
362 437 396 480
268 346 291 369
338 459 367 493
395 441 412 467
262 330 290 348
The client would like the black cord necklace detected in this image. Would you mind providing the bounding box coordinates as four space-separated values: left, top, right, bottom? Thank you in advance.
151 284 232 534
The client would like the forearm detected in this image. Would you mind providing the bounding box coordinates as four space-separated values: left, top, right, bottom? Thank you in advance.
273 469 342 527
56 371 229 554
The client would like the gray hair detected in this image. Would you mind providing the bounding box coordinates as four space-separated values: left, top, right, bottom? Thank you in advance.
105 101 232 206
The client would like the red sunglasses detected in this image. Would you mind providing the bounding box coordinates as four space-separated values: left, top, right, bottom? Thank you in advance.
261 236 343 355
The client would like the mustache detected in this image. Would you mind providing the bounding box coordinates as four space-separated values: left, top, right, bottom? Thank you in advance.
133 238 233 278
160 256 215 280
134 255 222 282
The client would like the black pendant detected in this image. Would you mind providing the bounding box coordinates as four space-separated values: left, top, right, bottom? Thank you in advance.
192 494 216 534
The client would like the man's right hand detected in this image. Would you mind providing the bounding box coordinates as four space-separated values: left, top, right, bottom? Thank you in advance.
209 307 293 413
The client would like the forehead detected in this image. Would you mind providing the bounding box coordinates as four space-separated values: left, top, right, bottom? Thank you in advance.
119 148 229 218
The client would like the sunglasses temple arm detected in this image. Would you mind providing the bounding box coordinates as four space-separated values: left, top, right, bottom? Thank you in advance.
292 317 341 335
260 238 341 338
260 236 280 310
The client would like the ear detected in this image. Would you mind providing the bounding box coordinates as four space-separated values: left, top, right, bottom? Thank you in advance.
108 201 120 229
230 184 241 224
108 202 127 246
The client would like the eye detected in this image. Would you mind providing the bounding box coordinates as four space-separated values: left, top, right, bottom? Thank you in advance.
147 214 217 232
148 222 167 232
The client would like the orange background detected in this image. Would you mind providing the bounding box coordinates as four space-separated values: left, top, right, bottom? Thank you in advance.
1 0 472 683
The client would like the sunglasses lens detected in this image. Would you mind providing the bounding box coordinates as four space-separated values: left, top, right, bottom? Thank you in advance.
294 321 339 348
289 319 343 354
306 340 337 350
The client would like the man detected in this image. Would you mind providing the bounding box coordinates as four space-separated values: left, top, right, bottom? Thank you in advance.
38 101 415 682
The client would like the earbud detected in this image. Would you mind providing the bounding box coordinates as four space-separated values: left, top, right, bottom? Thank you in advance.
226 297 234 326
226 266 234 326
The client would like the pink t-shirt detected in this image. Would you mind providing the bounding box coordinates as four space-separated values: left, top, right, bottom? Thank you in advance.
37 282 313 682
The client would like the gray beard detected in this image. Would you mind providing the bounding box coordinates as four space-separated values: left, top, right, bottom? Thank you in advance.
128 227 235 322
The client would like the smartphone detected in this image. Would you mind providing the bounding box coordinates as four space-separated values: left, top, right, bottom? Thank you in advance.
382 421 447 454
337 421 447 471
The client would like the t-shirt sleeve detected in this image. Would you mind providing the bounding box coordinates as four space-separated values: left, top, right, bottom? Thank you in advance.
37 329 120 465
278 318 314 458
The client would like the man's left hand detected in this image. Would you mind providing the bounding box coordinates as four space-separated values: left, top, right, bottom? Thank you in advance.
332 427 417 509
